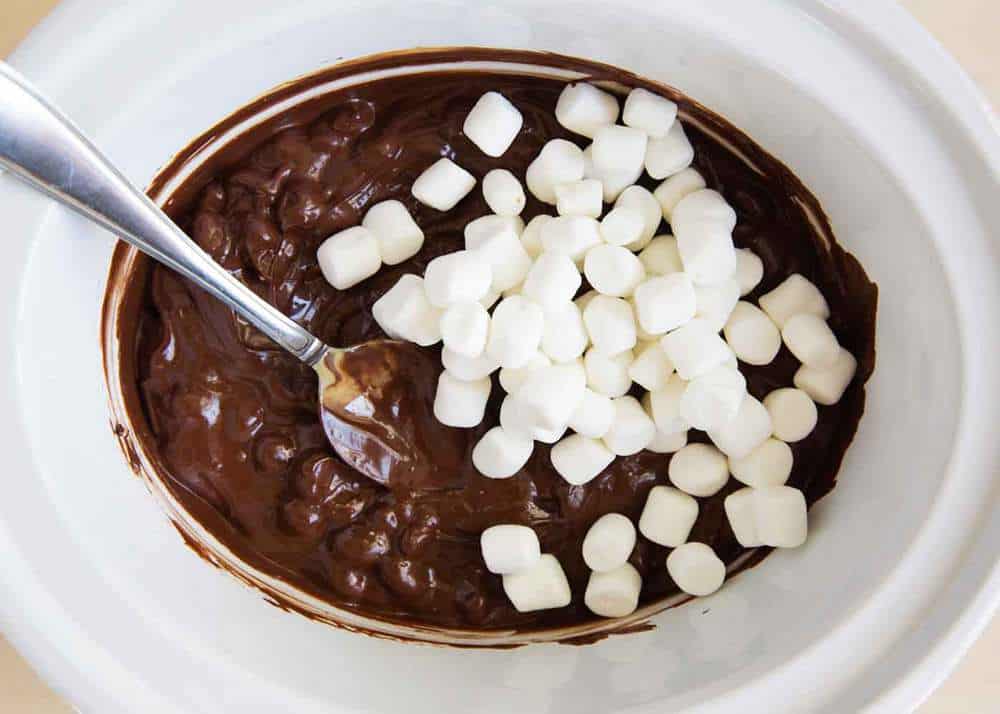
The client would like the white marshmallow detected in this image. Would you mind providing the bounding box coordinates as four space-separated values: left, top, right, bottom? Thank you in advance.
555 83 620 138
584 348 634 397
555 179 603 218
542 302 589 363
647 428 689 454
482 169 526 216
782 313 840 368
754 485 808 548
707 394 773 460
440 302 489 357
503 554 572 612
628 341 674 392
763 388 818 442
317 226 381 290
411 158 476 211
540 215 602 262
729 438 792 488
724 488 762 547
433 370 491 428
666 542 725 597
568 388 616 439
520 214 552 259
467 219 532 293
794 347 857 405
441 346 500 381
615 186 662 250
644 120 694 180
486 295 545 368
758 273 830 328
526 139 585 204
480 289 501 309
516 362 587 434
424 249 492 308
603 396 656 456
499 351 551 394
521 252 582 311
593 125 648 177
372 274 443 346
583 295 637 355
638 235 683 275
638 485 698 547
660 318 733 380
551 433 616 485
632 273 697 336
735 248 764 296
464 215 525 249
668 443 729 497
499 395 567 444
680 365 747 431
463 92 523 157
584 245 646 298
584 143 644 203
653 168 706 221
672 189 737 233
723 301 781 366
623 88 678 138
585 563 642 618
676 222 737 287
695 279 741 332
599 207 645 247
575 289 599 312
583 513 637 572
473 427 534 480
644 373 690 434
481 524 541 574
362 200 424 265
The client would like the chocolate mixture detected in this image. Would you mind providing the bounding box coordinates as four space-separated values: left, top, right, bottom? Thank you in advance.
115 65 876 632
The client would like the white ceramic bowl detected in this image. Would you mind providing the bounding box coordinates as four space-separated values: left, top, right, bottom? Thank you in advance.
2 1 998 712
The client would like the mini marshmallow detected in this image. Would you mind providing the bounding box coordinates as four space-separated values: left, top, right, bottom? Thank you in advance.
599 207 645 247
593 125 648 177
542 302 589 363
464 215 525 249
603 396 656 456
500 395 566 443
647 428 689 454
521 252 582 311
782 313 840 368
411 158 476 211
758 273 830 328
520 214 552 259
440 302 490 358
680 365 747 431
633 273 697 336
584 144 644 203
735 249 764 296
372 274 443 346
575 289 599 312
583 513 637 572
638 235 683 275
499 351 551 394
555 83 620 138
482 169 526 216
754 485 808 548
729 438 793 488
623 88 678 138
676 221 737 286
463 91 523 157
568 388 616 439
667 542 725 597
362 200 424 265
794 347 857 405
583 295 638 355
585 563 642 618
644 374 690 435
540 215 602 262
555 179 603 218
695 279 741 332
424 249 492 307
660 318 733 380
503 554 572 612
672 189 737 233
481 524 541 574
317 226 381 290
723 301 781 366
441 346 500 381
551 433 616 485
707 394 773 460
480 289 501 309
638 485 698 547
517 362 588 434
433 370 491 428
486 296 545 369
644 120 695 180
668 443 729 497
763 388 818 442
473 427 534 480
467 219 532 293
653 168 706 221
584 245 646 298
615 186 662 250
628 341 674 392
584 348 634 397
724 488 762 547
526 139 585 204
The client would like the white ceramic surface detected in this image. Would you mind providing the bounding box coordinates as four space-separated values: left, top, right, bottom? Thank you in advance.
1 1 998 712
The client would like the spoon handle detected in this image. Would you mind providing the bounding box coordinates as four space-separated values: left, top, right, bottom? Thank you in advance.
0 62 328 367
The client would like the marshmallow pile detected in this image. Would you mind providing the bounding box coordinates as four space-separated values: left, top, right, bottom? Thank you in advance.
316 82 859 616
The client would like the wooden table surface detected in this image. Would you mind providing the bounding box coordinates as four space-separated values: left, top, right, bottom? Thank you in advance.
1 1 997 711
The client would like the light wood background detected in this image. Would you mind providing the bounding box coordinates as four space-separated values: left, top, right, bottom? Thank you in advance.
1 1 997 711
